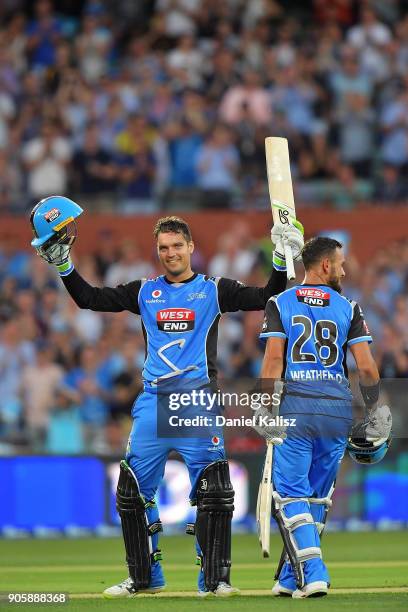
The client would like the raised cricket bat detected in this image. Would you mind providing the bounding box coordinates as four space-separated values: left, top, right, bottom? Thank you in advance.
265 137 296 280
256 440 273 557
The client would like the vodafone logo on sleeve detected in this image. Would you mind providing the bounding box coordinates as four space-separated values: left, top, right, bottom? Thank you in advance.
296 288 330 307
157 308 195 332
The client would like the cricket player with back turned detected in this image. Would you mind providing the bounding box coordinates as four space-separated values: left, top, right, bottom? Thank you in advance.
257 236 392 598
29 195 303 598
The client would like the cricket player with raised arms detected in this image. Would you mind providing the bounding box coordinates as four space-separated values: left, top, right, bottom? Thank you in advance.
29 195 304 597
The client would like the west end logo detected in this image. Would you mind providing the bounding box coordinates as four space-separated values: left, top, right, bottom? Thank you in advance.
156 308 195 332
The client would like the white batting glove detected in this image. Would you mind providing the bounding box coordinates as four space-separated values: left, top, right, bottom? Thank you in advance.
253 405 287 443
271 220 304 271
351 404 392 442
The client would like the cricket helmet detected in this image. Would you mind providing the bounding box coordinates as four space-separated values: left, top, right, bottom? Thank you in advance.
30 196 83 263
347 434 391 465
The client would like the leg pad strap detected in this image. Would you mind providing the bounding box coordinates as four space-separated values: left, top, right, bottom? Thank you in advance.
272 494 321 589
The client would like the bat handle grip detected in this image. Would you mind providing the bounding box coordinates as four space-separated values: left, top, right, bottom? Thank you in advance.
284 241 296 281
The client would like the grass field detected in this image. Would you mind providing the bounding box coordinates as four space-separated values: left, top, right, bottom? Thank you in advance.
0 532 407 611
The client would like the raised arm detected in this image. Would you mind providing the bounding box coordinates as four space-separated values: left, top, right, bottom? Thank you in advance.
217 219 304 312
29 196 142 314
61 268 141 313
217 269 287 312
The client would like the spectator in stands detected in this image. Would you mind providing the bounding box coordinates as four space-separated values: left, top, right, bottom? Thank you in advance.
396 15 408 76
330 46 373 116
179 88 209 134
71 123 116 209
104 240 154 286
195 123 239 207
0 317 35 433
115 114 156 156
377 323 408 378
336 92 375 177
347 6 391 50
15 287 44 340
2 12 27 77
270 64 323 137
229 308 265 377
313 0 354 28
205 49 238 102
0 149 22 213
148 80 179 125
109 338 143 421
116 139 158 214
219 69 272 126
380 84 408 168
93 229 120 280
49 325 76 370
22 120 71 204
98 96 127 153
75 5 113 84
0 81 16 149
0 234 30 285
156 0 201 38
25 0 62 69
21 341 63 448
28 252 57 293
208 225 256 280
374 165 407 203
45 383 84 454
330 163 373 210
64 344 112 447
166 34 206 89
166 118 202 188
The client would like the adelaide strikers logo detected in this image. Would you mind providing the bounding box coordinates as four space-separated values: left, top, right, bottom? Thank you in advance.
152 290 162 298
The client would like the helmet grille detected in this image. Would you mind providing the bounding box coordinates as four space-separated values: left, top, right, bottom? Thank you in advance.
37 220 77 264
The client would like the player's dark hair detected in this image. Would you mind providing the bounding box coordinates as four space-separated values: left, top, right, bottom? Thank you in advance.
302 237 342 270
153 216 192 242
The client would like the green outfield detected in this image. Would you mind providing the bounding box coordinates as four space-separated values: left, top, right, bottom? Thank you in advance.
0 532 407 611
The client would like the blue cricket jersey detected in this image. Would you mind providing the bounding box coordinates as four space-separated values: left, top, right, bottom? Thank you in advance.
138 274 220 387
61 268 287 390
260 284 372 399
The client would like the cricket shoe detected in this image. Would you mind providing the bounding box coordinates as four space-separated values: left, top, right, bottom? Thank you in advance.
271 581 293 597
198 582 240 598
103 576 165 598
291 581 328 598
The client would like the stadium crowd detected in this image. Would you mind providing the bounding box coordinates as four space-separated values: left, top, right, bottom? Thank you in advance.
0 224 407 455
0 0 407 213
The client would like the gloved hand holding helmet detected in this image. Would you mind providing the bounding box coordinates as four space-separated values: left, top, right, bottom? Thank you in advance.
347 403 392 465
30 196 83 275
